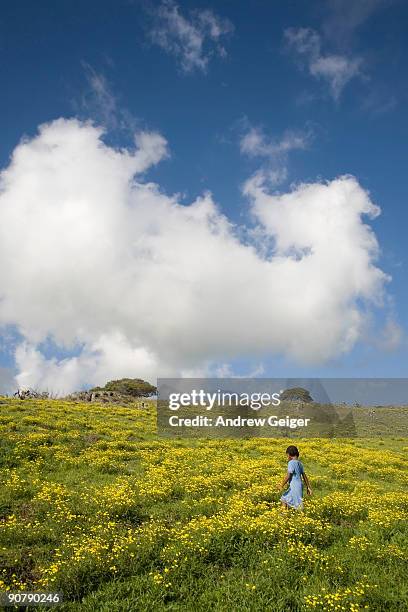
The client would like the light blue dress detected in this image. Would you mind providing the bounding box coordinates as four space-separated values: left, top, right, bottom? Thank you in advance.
280 459 304 509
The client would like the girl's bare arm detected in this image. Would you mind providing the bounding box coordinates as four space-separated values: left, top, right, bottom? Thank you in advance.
276 472 291 490
302 472 312 495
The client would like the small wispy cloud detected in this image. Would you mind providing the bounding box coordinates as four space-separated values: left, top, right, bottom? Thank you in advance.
214 363 265 378
361 88 398 117
323 0 390 45
149 1 234 73
240 126 312 159
284 27 362 100
239 122 314 189
78 63 139 135
81 63 118 128
375 317 404 352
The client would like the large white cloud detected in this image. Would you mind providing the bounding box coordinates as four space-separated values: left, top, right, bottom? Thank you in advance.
0 118 389 393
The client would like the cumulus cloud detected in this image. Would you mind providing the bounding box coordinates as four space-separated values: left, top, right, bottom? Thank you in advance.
285 27 362 100
0 118 390 393
149 1 233 72
14 334 158 396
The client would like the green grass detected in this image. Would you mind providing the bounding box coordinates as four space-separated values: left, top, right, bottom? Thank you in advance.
0 398 407 611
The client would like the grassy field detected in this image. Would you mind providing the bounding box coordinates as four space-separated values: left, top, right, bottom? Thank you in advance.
0 398 407 611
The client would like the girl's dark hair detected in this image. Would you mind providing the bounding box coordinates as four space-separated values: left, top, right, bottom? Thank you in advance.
286 445 299 457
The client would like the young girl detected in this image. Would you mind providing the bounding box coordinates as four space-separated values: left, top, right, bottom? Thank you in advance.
277 445 312 510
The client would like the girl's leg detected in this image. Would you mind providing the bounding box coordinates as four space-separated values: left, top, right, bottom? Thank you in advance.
281 501 288 510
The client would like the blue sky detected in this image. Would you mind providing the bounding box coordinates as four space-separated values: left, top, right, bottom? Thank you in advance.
0 0 407 393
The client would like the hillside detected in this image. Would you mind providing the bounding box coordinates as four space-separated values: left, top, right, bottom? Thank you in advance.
0 398 407 611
